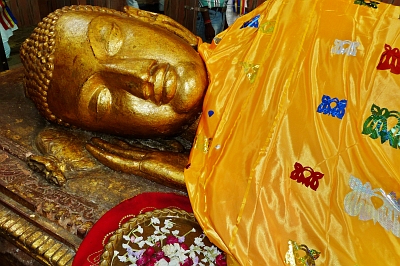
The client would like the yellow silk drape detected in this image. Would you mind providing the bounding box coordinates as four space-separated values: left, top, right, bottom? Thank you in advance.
185 0 400 265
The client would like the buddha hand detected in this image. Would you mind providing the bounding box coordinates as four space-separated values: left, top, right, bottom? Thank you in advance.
85 138 188 190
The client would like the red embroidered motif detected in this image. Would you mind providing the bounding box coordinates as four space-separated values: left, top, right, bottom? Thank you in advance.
290 162 324 191
377 44 400 74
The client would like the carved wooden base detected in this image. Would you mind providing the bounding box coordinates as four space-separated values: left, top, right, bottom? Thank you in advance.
0 65 185 265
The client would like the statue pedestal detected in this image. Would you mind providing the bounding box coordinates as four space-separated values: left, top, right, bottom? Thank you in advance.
0 67 185 265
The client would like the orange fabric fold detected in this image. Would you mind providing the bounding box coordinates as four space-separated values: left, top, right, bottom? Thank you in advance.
185 0 400 265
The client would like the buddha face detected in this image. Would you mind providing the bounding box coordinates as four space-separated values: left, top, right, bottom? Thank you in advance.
24 8 207 137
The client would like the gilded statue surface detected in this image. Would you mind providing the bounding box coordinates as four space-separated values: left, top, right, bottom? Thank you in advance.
20 6 208 190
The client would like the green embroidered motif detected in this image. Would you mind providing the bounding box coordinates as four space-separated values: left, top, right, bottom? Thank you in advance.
362 104 400 149
259 21 276 34
354 0 379 9
240 62 260 83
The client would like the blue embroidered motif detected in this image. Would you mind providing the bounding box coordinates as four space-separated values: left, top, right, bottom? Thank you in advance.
241 14 260 29
317 95 347 119
362 104 400 149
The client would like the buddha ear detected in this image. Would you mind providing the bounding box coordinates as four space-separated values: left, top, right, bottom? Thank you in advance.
124 6 199 48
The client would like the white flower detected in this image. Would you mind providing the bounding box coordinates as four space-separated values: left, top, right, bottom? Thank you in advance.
169 257 181 266
175 247 189 262
161 227 171 234
134 236 143 243
153 226 161 234
123 235 130 241
155 259 169 266
158 234 167 241
172 230 180 236
164 219 174 229
137 240 146 248
144 235 158 246
161 243 189 262
162 243 177 257
136 225 144 234
189 245 202 257
194 237 205 247
153 233 166 242
122 243 130 249
118 255 127 262
151 217 160 224
204 246 221 261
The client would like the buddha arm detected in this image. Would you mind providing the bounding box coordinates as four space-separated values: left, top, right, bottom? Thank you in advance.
85 138 188 191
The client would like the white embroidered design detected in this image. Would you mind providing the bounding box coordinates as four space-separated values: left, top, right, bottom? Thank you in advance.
344 176 400 237
331 39 360 56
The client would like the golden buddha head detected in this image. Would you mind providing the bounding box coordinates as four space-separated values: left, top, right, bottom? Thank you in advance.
20 5 208 137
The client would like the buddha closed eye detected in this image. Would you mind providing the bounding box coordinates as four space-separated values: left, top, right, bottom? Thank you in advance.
89 17 124 58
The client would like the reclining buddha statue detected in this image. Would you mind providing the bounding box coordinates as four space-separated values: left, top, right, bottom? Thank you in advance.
20 5 207 189
21 1 400 265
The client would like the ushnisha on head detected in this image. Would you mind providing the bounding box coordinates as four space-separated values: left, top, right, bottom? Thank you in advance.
20 5 208 137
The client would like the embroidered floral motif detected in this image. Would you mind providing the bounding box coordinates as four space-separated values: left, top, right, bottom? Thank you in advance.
259 21 276 34
240 62 260 83
241 14 260 29
289 162 324 191
344 176 400 237
284 240 320 266
376 44 400 74
354 0 379 8
193 135 213 153
213 37 222 45
362 104 400 149
317 95 347 119
331 39 360 56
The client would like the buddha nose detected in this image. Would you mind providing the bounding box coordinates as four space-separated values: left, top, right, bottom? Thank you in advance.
97 59 153 99
101 58 156 81
99 59 176 104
